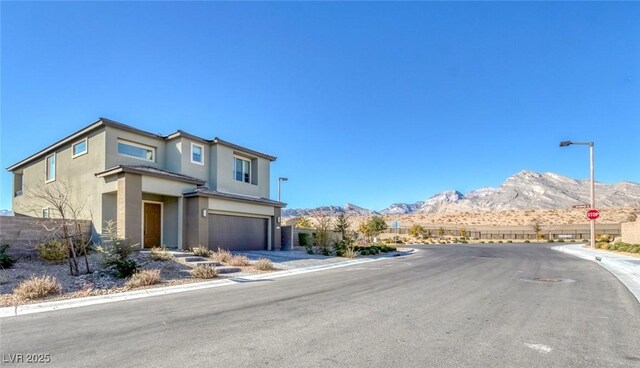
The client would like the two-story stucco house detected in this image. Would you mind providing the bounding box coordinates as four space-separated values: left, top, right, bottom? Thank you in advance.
7 118 285 251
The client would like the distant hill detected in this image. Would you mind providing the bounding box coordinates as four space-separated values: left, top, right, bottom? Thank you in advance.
282 170 640 218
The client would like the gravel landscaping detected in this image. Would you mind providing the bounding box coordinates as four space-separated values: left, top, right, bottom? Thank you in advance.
0 250 278 307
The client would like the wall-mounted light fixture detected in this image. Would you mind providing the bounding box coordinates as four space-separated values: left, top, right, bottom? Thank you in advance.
201 209 208 218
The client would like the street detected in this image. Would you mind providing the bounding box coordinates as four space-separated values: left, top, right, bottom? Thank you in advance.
1 244 639 368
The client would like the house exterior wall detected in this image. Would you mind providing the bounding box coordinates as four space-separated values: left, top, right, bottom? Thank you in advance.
104 126 166 169
212 144 270 198
12 128 108 236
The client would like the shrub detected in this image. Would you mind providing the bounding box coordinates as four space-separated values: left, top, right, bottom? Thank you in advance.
190 265 218 279
479 241 485 244
557 239 565 243
386 245 397 251
13 275 61 300
524 240 530 243
343 247 358 258
360 250 369 256
213 248 232 263
0 244 16 269
498 241 503 244
125 269 162 289
597 234 612 243
299 233 313 254
547 239 554 243
253 258 275 271
488 241 494 243
114 260 139 278
228 255 250 267
148 247 174 261
192 246 212 257
37 240 67 263
97 223 138 278
507 240 513 243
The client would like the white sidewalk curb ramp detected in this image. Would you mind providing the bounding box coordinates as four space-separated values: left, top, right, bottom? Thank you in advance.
0 249 416 318
552 244 640 304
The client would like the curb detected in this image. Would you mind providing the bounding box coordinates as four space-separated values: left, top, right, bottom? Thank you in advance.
552 245 640 304
0 249 416 318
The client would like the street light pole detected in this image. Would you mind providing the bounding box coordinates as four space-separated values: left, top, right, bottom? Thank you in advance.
278 177 288 202
560 141 595 248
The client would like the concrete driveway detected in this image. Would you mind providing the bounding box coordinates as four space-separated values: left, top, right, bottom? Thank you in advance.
1 244 638 367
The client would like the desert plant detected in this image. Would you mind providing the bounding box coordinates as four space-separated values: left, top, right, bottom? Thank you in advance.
531 218 543 240
97 220 139 278
253 258 275 271
313 215 334 256
299 233 313 254
192 246 212 257
334 213 351 240
0 244 16 269
37 240 67 263
148 247 174 261
408 224 425 238
125 269 162 289
524 240 530 243
13 275 62 300
596 233 611 243
547 239 555 243
213 247 232 263
228 255 250 267
507 240 513 243
190 265 218 279
295 216 313 229
343 247 358 258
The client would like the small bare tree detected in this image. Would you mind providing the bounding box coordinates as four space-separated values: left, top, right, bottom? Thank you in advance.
26 180 92 276
313 215 334 255
531 218 544 240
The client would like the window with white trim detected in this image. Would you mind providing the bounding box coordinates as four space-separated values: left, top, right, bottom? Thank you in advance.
42 208 51 218
117 140 155 162
191 142 204 165
45 154 56 182
72 138 88 158
234 157 251 183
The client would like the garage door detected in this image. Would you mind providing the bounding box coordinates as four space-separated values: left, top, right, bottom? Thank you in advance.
209 214 268 251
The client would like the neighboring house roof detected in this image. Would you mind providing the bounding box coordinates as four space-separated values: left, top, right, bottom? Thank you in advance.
95 165 206 185
6 117 277 171
184 187 287 208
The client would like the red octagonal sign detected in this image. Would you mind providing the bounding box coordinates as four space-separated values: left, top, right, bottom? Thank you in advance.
586 209 600 220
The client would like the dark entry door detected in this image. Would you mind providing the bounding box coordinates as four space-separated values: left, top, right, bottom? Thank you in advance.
143 203 161 248
209 214 268 251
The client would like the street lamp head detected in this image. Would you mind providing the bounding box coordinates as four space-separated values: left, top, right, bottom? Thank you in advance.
279 177 288 182
559 141 572 147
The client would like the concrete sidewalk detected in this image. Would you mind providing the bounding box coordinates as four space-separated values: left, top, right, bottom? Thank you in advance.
552 244 640 303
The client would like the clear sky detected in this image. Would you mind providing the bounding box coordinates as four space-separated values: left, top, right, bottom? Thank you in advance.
1 2 639 211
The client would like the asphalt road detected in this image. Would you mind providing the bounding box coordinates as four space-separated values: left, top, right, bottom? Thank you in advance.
1 244 639 368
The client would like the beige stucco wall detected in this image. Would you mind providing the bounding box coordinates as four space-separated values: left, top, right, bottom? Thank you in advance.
104 126 166 169
621 220 640 244
212 144 270 198
208 198 275 217
12 128 108 236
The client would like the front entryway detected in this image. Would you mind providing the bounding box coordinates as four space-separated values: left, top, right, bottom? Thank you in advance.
143 202 162 248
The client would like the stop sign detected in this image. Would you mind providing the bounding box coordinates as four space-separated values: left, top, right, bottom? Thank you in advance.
586 209 600 220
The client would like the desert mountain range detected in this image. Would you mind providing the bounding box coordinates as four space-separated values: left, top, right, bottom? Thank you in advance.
282 170 640 218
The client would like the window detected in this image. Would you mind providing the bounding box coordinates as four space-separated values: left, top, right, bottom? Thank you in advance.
191 142 204 165
234 157 251 183
45 154 56 182
117 140 155 162
72 138 88 158
42 208 51 218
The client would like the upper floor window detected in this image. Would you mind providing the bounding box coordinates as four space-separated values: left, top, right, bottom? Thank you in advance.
117 140 155 162
72 138 88 158
42 208 51 218
234 157 251 183
191 142 204 165
45 153 56 182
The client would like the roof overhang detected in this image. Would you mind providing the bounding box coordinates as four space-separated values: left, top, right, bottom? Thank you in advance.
213 137 277 161
95 165 206 185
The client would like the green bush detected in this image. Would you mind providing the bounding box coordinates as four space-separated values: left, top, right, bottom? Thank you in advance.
360 250 369 256
299 233 313 254
557 239 565 243
498 241 503 244
0 244 16 269
547 239 554 243
507 240 513 243
114 259 138 278
37 240 67 263
524 240 530 243
488 241 494 243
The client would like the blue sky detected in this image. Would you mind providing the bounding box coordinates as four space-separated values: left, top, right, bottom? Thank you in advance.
1 2 639 211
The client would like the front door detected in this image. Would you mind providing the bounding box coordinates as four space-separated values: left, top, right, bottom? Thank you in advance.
143 202 161 248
